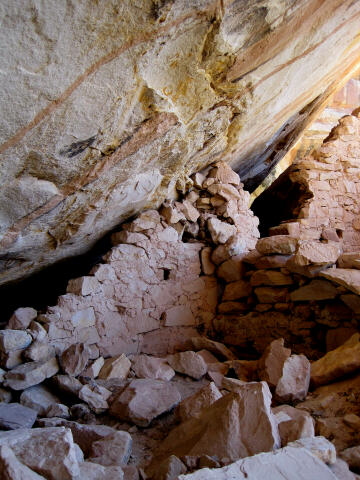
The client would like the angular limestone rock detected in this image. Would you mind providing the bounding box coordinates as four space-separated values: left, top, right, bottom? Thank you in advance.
311 333 360 387
4 357 59 390
191 337 236 361
7 307 37 330
78 462 124 480
24 340 55 362
149 455 187 480
177 445 338 479
131 355 175 381
0 403 37 430
110 379 181 427
256 236 298 255
53 374 83 395
320 268 360 295
0 445 46 480
0 427 80 480
273 405 315 446
78 384 111 412
67 276 101 296
98 354 131 380
156 383 280 463
217 256 245 282
88 431 132 467
200 247 216 275
275 355 310 403
0 330 32 353
46 403 70 419
254 286 288 303
176 382 222 422
258 339 291 388
167 352 207 380
208 162 240 186
60 343 91 377
82 356 105 378
36 418 115 456
288 436 336 465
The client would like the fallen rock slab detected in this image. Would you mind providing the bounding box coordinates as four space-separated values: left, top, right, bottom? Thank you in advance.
0 445 46 480
20 384 61 415
311 333 360 387
167 352 207 380
275 354 310 402
60 343 91 377
0 403 37 430
110 379 181 427
4 357 59 390
131 354 175 381
0 427 80 480
176 382 222 422
78 461 124 479
88 431 132 467
98 354 131 380
0 330 32 353
155 383 280 464
191 337 236 361
7 307 37 330
320 268 360 295
177 445 338 479
36 418 115 456
273 405 314 446
258 338 291 388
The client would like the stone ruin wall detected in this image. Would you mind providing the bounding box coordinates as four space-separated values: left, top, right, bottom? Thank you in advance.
12 108 360 364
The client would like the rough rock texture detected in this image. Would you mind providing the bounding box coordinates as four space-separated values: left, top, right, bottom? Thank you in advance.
1 0 359 285
177 445 338 479
0 445 46 480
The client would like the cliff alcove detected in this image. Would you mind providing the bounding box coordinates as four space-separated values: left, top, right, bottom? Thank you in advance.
1 1 360 479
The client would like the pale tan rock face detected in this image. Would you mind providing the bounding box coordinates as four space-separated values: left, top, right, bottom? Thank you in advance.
0 0 359 285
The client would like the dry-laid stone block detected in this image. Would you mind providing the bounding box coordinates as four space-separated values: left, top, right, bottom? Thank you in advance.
273 405 314 446
155 383 280 464
200 247 215 275
222 280 252 301
207 218 237 244
340 293 360 313
88 431 132 467
0 445 46 480
176 382 222 422
311 333 360 387
0 427 80 480
7 307 37 330
255 255 292 269
0 403 37 430
290 279 338 301
217 256 245 282
256 236 298 255
258 338 291 388
130 354 175 381
250 270 293 286
0 330 32 353
337 252 360 269
254 287 288 303
167 351 207 380
4 357 59 390
110 379 181 427
20 384 60 415
67 276 101 296
60 343 92 377
208 162 240 186
275 354 310 403
292 241 341 266
82 356 105 378
24 340 55 362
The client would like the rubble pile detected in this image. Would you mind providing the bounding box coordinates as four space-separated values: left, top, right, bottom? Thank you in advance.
1 111 360 478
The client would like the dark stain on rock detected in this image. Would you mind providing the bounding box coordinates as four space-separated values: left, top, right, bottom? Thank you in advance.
59 135 97 158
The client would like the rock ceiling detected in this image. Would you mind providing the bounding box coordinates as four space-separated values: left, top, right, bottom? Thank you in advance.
0 0 359 285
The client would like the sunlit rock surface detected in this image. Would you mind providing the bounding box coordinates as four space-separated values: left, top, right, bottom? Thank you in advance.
1 0 359 284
